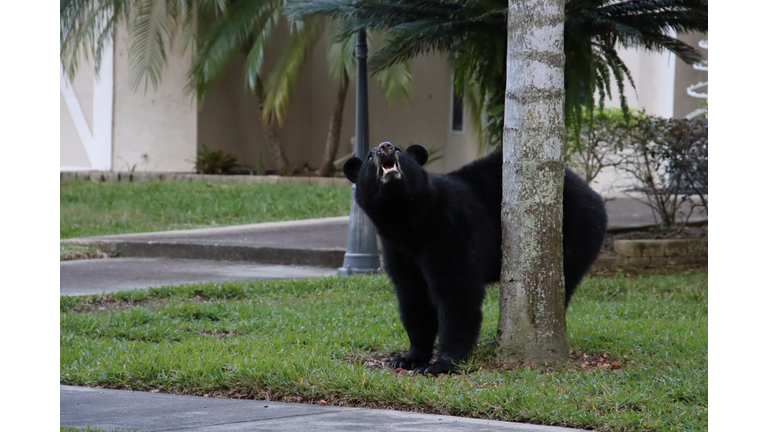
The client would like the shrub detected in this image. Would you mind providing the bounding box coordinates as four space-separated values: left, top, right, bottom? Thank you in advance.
620 116 708 228
564 108 641 185
195 144 239 175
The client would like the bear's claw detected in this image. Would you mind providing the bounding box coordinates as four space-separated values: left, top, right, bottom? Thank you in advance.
389 355 429 371
413 359 454 375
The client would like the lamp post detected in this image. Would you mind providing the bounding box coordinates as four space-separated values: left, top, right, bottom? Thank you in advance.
338 30 380 275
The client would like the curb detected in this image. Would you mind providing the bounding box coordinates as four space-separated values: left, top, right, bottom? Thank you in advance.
70 240 346 268
62 239 346 268
606 219 707 234
61 217 706 271
61 170 351 187
61 217 350 268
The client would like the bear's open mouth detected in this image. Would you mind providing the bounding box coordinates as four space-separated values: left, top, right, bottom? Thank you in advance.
376 155 402 183
374 142 403 183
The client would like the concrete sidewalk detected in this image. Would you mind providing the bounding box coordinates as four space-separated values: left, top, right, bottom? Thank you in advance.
61 198 706 268
60 258 337 296
61 385 589 432
62 216 349 268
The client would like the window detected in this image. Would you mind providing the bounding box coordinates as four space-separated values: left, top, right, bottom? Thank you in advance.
451 87 464 132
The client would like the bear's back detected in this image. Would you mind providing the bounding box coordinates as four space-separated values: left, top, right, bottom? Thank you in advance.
447 152 503 221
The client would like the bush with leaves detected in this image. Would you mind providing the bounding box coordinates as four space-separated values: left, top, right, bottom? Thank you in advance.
620 117 708 228
564 108 641 186
195 145 240 175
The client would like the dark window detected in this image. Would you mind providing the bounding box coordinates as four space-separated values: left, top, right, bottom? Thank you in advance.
452 88 464 132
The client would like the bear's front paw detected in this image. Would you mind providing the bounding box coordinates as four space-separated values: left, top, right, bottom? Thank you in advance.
414 359 455 375
390 354 429 370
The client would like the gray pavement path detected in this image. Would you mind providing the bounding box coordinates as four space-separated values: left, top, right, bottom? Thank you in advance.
61 199 706 269
60 257 337 296
61 385 589 432
62 217 349 268
603 197 705 229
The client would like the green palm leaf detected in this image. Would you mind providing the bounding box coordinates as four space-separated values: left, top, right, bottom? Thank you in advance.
61 0 131 78
326 27 357 83
263 16 325 125
128 0 169 91
374 59 411 108
189 0 279 99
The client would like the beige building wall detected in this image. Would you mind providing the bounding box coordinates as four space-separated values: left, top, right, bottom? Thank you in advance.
602 46 676 117
601 31 707 119
673 32 708 119
111 24 197 172
197 21 316 173
198 24 479 175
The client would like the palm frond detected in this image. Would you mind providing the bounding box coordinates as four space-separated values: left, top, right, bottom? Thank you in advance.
374 59 411 108
60 0 131 79
263 16 325 125
127 0 170 91
326 30 357 83
189 0 279 99
165 0 198 56
243 5 282 92
284 0 359 22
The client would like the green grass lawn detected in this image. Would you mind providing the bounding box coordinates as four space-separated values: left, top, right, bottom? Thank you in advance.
61 270 707 432
60 179 351 239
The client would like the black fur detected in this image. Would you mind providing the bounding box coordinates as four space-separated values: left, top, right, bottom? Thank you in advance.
343 142 607 374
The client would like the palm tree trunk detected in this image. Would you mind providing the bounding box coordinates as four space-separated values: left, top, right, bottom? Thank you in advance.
497 0 569 364
255 75 290 174
317 73 350 177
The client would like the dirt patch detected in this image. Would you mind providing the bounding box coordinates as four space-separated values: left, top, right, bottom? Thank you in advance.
343 350 629 376
60 246 111 261
63 295 161 313
200 330 236 339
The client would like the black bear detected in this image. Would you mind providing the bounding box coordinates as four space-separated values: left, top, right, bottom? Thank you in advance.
343 142 607 374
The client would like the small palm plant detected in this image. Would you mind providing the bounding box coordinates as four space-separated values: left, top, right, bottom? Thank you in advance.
194 144 240 174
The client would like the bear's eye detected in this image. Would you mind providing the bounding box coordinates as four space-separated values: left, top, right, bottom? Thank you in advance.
395 148 401 153
368 154 373 160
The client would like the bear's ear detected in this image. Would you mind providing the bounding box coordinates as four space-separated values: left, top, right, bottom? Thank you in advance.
343 157 363 183
406 144 428 166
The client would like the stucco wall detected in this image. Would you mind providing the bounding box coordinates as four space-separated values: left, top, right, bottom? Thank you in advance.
198 24 479 175
602 46 676 117
673 32 708 119
111 24 197 172
196 27 316 173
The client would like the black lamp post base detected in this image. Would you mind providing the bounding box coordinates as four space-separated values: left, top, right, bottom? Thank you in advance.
337 253 381 275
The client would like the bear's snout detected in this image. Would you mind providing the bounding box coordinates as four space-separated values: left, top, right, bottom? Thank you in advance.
377 142 396 157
